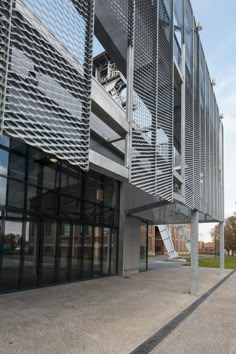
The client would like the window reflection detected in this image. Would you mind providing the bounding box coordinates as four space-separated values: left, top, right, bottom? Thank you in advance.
40 220 56 285
71 224 83 280
28 148 42 186
0 149 9 176
103 227 111 275
0 135 10 147
9 153 26 181
0 220 22 291
93 226 102 277
0 177 7 206
57 223 71 282
43 165 57 190
0 135 119 292
111 229 118 275
8 180 25 209
82 225 92 279
22 221 39 288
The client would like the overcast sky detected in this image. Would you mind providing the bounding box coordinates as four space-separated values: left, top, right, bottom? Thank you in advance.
191 0 236 241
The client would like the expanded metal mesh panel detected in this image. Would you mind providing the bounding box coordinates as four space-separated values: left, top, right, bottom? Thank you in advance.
184 0 194 209
131 0 174 201
0 1 12 119
156 0 174 200
174 0 184 30
219 122 224 221
107 0 129 34
209 84 213 217
0 0 95 169
199 45 206 213
193 26 200 211
131 0 159 196
174 0 183 66
205 67 210 214
107 0 134 48
215 101 220 219
205 68 222 221
183 0 223 220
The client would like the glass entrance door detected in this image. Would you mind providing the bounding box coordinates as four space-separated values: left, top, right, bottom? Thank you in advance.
71 223 83 281
82 225 93 279
93 226 102 278
39 219 57 286
102 227 111 275
56 222 72 282
21 219 40 289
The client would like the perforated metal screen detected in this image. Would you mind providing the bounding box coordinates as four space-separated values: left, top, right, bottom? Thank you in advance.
0 0 94 169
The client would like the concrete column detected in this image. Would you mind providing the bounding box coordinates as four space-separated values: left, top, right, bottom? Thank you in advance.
219 221 224 275
190 210 199 295
118 182 141 276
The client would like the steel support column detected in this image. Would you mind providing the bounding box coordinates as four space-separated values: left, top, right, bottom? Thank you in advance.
219 221 224 275
190 209 199 295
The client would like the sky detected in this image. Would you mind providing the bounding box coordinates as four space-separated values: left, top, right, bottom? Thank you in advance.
191 0 236 241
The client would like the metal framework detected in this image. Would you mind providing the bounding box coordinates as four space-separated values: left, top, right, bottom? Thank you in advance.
0 0 224 222
0 0 95 170
183 0 222 221
107 0 174 201
105 0 223 221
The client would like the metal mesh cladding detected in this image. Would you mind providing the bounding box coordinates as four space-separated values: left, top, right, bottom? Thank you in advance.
184 0 194 209
131 0 174 200
0 0 95 169
107 0 129 34
193 24 201 212
199 44 206 214
184 0 222 221
106 0 223 220
174 0 184 66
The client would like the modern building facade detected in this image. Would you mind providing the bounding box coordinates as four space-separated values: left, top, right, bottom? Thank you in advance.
0 0 224 293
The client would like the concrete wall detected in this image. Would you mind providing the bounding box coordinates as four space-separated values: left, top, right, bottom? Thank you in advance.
118 182 141 276
123 216 141 276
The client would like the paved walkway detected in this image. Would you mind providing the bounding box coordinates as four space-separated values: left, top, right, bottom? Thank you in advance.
150 270 236 354
0 267 233 354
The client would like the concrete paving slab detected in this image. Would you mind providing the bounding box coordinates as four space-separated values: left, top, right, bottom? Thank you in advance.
0 267 231 354
150 271 236 354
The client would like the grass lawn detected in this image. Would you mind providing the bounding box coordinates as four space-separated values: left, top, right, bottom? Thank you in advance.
199 256 236 269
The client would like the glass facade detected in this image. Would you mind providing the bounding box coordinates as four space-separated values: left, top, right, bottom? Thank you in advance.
0 135 119 292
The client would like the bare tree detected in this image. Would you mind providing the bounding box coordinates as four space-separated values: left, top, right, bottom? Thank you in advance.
211 216 236 256
224 216 236 255
210 224 219 256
